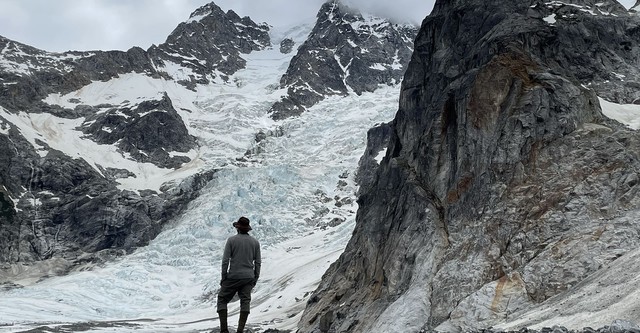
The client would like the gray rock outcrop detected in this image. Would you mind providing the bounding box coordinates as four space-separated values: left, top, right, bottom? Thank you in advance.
298 0 640 332
355 122 392 197
280 38 296 54
81 93 195 169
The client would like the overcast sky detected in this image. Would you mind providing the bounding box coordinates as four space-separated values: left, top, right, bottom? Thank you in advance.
0 0 435 52
0 0 636 53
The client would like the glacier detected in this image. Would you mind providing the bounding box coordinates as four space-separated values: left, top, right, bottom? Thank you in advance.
0 22 400 333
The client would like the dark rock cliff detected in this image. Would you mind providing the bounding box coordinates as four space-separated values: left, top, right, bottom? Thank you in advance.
299 0 640 332
269 0 417 120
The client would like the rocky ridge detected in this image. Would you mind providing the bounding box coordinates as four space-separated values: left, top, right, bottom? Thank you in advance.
148 2 270 89
298 0 640 332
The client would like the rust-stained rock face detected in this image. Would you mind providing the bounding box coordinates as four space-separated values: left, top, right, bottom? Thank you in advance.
298 0 640 332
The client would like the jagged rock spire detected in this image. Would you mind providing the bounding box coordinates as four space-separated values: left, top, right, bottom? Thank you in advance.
148 1 270 87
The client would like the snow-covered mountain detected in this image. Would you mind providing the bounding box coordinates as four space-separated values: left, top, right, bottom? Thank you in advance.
0 0 415 266
0 1 275 266
269 1 417 119
0 0 417 332
3 0 640 332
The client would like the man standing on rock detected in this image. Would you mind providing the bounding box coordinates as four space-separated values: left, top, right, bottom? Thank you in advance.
217 216 262 333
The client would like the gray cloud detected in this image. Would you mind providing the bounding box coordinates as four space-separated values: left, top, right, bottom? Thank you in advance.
0 0 212 52
0 0 435 52
0 0 635 53
215 0 328 26
343 0 433 24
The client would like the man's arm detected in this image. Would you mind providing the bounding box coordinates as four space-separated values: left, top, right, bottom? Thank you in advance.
253 240 261 283
221 239 231 283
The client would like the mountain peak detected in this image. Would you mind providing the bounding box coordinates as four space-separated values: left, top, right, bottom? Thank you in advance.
188 2 251 25
269 0 418 119
187 2 226 21
318 0 348 19
147 1 270 87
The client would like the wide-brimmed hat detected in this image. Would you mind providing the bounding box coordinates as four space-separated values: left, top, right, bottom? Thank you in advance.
233 216 252 232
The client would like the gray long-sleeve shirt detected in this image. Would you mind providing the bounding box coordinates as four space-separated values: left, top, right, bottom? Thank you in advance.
221 233 261 280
